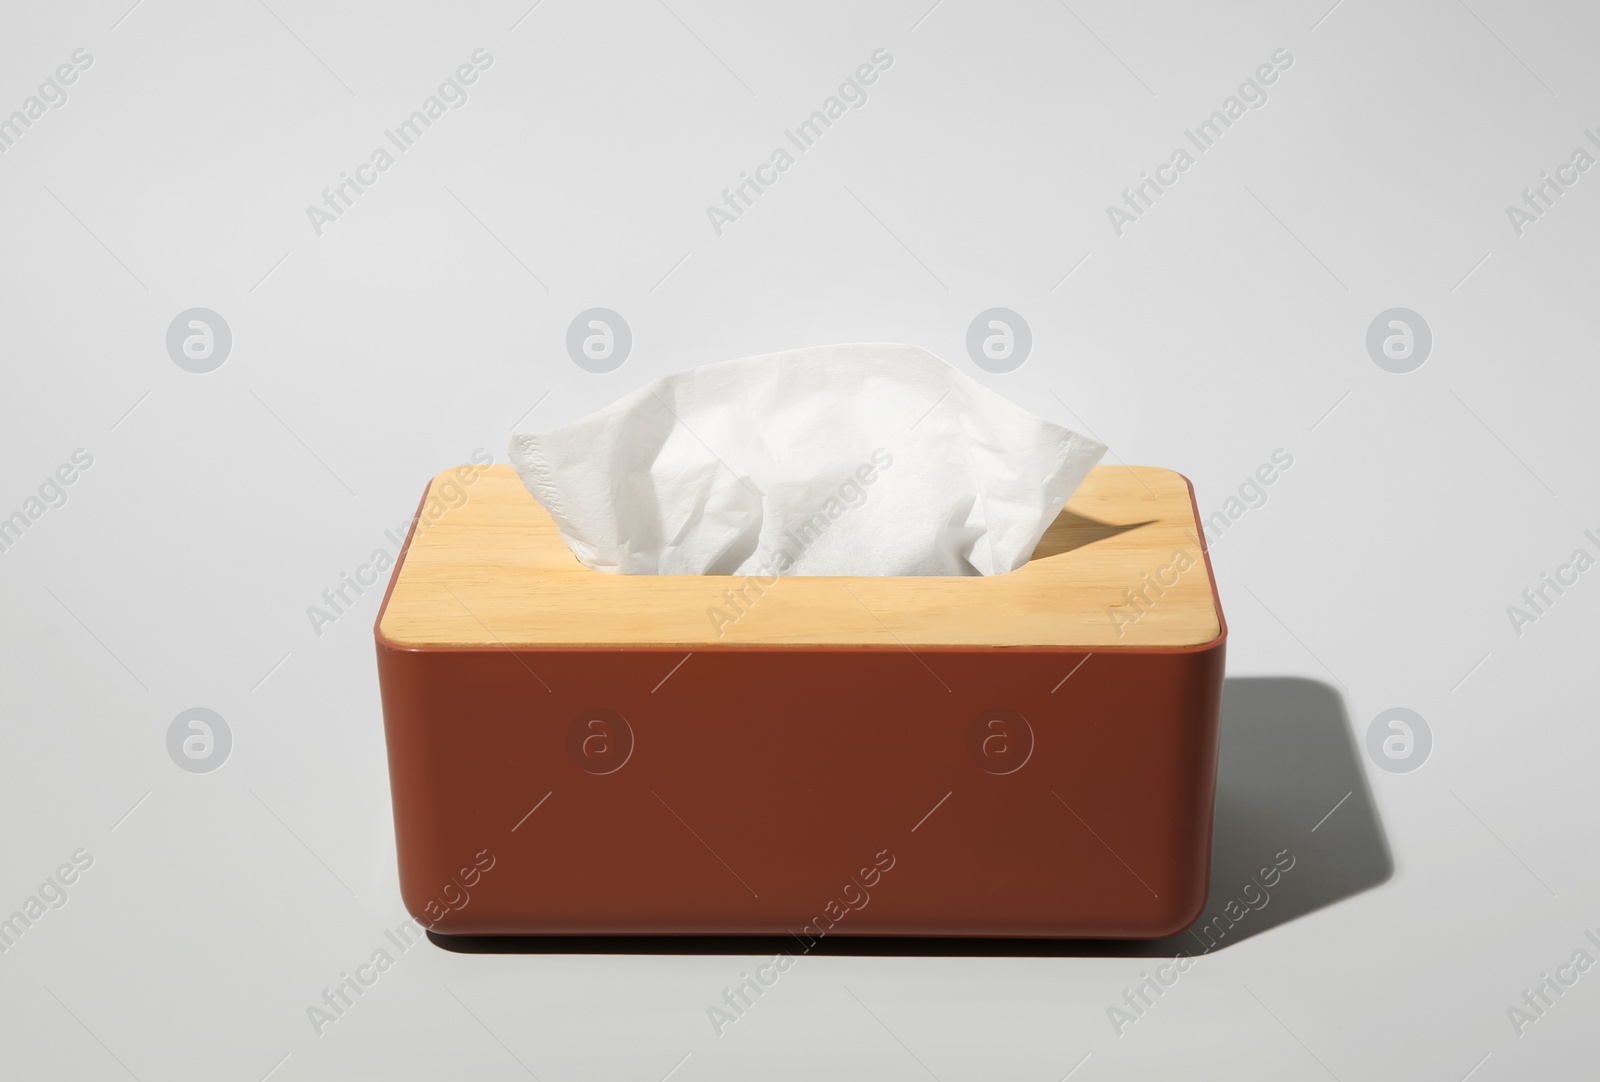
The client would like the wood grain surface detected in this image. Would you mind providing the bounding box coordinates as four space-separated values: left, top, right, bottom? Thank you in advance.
377 464 1220 648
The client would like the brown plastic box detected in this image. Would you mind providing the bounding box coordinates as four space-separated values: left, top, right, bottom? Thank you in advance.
374 463 1225 938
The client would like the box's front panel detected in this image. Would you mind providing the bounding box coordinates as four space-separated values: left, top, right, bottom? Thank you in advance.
377 642 1224 938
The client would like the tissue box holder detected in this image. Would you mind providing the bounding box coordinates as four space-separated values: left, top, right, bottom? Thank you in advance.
375 464 1226 939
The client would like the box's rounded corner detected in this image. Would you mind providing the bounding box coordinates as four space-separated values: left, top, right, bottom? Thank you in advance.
371 480 431 652
395 877 459 937
374 620 428 654
1138 871 1214 941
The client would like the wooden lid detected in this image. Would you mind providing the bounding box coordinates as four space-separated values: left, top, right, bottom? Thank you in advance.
377 464 1221 649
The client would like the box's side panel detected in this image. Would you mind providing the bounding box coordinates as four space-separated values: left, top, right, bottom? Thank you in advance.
374 640 1225 938
375 643 501 930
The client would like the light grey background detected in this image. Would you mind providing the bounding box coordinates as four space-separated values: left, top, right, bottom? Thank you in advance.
1 0 1595 1078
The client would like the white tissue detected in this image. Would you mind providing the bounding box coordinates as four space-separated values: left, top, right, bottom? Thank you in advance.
507 343 1106 577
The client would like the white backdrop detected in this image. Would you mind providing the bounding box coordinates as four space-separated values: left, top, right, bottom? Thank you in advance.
1 0 1596 1078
